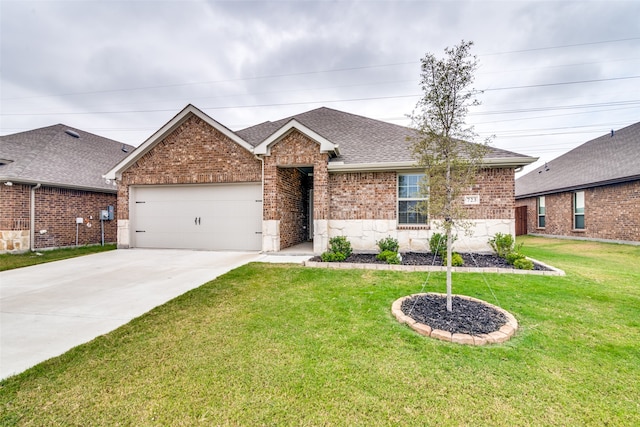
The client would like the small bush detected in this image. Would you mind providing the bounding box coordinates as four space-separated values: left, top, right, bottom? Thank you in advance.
376 250 401 264
376 237 399 253
506 251 526 265
430 233 457 258
488 232 515 258
443 252 464 267
321 251 346 262
328 236 352 258
513 258 534 270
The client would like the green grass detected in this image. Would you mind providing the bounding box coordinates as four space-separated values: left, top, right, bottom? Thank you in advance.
0 244 116 271
1 237 639 425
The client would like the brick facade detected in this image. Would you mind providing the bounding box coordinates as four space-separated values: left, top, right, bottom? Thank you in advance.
262 130 329 249
329 172 397 220
464 168 516 220
0 183 117 252
516 180 640 243
34 187 117 249
118 115 262 220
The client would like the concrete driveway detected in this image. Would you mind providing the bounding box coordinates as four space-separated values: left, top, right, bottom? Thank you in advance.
0 249 263 379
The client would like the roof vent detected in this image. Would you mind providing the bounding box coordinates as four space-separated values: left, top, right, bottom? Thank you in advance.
65 129 80 138
610 129 614 137
121 145 129 153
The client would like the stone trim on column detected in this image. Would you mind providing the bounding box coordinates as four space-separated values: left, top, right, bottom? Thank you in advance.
262 220 280 252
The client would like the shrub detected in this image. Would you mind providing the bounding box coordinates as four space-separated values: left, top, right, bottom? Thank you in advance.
320 236 352 262
513 258 534 270
506 251 526 265
321 251 347 262
328 236 352 258
429 233 456 258
443 252 464 267
376 237 399 253
376 250 401 264
488 232 515 258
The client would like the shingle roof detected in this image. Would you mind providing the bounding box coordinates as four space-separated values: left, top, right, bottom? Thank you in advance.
237 107 532 165
0 125 134 192
515 121 640 198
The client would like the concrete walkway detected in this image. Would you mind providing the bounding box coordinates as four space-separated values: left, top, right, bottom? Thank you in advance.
0 249 308 379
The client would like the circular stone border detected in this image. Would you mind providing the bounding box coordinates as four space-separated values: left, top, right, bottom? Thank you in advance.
391 293 518 345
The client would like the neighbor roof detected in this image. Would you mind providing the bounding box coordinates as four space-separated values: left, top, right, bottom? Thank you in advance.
516 121 640 198
237 107 535 169
0 125 134 192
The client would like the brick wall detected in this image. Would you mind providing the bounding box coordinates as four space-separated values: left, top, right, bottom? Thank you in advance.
33 187 117 249
277 167 309 248
516 180 640 242
326 167 515 222
263 130 329 249
328 172 396 220
0 184 30 230
463 168 516 220
118 114 262 219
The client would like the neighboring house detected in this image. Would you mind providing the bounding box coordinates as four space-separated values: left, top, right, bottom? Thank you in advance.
0 125 134 253
105 104 536 254
515 122 640 244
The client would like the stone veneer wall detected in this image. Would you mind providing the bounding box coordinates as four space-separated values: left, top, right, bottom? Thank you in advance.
516 180 640 243
0 184 31 252
262 130 329 252
116 114 262 248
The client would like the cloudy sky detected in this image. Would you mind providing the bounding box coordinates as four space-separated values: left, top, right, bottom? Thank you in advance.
1 0 639 174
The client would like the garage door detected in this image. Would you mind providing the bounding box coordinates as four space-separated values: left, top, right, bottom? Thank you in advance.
131 184 262 250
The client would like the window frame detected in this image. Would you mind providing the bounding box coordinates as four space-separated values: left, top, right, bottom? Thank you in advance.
573 191 585 230
537 196 546 228
397 173 428 226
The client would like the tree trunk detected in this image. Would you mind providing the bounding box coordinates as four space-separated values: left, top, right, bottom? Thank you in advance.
446 226 452 312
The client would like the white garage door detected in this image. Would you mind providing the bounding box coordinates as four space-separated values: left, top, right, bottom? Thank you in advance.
131 184 262 250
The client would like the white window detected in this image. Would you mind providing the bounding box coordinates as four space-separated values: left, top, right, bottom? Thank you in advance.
574 191 585 230
537 196 546 228
398 174 428 225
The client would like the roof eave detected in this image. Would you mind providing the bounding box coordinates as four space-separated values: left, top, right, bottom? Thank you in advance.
516 174 640 199
0 178 118 193
328 156 538 173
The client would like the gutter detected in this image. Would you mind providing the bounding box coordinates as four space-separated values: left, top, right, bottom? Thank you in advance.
30 183 41 251
327 156 538 173
515 174 640 199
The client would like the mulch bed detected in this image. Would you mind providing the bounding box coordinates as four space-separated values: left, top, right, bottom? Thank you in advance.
401 294 506 335
310 252 551 271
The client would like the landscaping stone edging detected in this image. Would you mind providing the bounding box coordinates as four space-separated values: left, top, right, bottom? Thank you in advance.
304 257 565 276
392 293 519 345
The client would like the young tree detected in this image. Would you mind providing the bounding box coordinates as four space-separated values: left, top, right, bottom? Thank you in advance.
409 40 490 312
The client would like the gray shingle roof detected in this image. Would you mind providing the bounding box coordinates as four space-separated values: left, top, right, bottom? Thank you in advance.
0 125 134 192
515 121 640 198
237 107 532 165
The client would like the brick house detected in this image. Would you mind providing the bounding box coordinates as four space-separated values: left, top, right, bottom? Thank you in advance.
0 125 134 253
515 122 640 244
105 104 536 254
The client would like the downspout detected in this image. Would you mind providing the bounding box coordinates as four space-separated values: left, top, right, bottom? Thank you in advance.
30 183 41 251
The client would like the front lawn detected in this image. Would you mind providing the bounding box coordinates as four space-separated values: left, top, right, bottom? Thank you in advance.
0 244 116 271
1 237 638 425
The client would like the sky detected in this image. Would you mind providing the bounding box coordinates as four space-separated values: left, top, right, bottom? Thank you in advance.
1 0 639 175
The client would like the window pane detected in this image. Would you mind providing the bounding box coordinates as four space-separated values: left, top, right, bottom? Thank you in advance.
538 196 545 215
538 216 545 228
399 200 427 224
575 214 584 229
574 191 584 214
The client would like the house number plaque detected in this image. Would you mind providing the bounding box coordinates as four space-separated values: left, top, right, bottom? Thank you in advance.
464 195 480 205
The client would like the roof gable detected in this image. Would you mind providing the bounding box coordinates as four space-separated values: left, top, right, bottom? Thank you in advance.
516 121 640 198
0 125 132 192
253 119 339 156
105 104 253 180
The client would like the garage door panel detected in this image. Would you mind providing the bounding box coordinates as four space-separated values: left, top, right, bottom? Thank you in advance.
132 184 262 250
